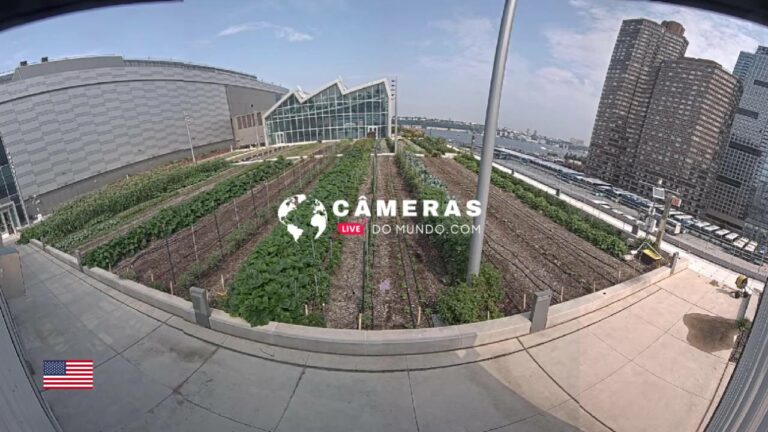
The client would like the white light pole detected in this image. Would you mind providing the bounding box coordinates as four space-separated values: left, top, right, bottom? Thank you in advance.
391 76 398 152
466 0 519 282
183 111 197 164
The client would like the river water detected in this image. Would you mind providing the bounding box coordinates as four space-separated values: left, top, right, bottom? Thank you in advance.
426 129 587 158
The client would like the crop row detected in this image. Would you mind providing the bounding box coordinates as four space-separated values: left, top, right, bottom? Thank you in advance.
226 140 374 326
411 136 452 156
395 150 503 325
454 153 629 258
83 158 292 269
395 151 470 282
20 158 230 247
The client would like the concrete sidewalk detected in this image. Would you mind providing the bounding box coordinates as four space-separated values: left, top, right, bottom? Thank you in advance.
8 245 744 432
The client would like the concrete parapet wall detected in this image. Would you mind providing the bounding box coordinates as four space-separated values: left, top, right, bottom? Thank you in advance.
29 241 684 356
547 258 688 327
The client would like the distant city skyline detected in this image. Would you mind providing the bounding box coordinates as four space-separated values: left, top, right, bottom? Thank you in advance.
1 0 768 141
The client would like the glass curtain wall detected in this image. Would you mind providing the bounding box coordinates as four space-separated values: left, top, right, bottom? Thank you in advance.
0 134 27 228
265 80 390 145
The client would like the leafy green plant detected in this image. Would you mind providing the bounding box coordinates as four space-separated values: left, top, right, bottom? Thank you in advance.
395 151 470 281
83 158 292 269
411 136 452 156
454 153 628 258
20 159 229 246
437 264 503 325
226 140 374 326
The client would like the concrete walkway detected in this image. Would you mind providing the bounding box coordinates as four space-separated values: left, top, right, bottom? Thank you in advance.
8 245 745 432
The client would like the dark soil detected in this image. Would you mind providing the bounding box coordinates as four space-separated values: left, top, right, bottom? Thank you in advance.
424 157 643 314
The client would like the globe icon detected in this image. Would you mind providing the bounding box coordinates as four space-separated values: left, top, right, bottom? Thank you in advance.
277 194 327 241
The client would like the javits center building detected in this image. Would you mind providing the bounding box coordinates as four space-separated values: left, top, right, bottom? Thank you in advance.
0 56 288 228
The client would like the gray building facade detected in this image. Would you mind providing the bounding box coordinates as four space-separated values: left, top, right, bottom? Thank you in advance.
585 19 689 193
0 56 287 219
634 58 740 216
706 47 768 242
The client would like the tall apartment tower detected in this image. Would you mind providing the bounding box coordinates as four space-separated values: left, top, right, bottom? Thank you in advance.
707 46 768 241
634 58 741 216
585 19 688 191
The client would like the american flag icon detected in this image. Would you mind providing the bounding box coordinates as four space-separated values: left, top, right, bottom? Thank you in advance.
43 360 94 390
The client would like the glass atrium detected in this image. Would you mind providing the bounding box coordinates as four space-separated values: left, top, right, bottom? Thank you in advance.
264 79 391 145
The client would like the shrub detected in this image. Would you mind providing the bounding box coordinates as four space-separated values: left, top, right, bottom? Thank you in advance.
437 264 503 325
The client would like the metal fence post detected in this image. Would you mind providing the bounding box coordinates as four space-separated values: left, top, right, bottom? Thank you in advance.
189 286 211 328
164 236 176 286
529 289 552 332
213 209 224 255
191 223 199 263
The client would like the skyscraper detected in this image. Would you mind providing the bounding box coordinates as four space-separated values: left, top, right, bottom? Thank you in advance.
634 58 741 216
707 46 768 242
586 19 688 191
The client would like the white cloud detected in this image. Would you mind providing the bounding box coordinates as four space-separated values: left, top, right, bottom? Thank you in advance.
217 21 313 42
406 1 768 142
537 0 768 140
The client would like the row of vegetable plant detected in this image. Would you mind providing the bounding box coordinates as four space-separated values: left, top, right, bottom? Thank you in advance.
411 136 452 156
20 158 230 246
395 150 503 325
454 153 628 257
226 140 373 326
395 150 470 281
82 158 292 269
175 154 334 292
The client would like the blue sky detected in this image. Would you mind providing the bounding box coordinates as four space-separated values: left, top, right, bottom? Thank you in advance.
2 0 768 141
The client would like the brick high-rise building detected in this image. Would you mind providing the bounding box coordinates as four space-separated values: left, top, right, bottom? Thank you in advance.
585 19 688 191
706 46 768 243
634 58 741 217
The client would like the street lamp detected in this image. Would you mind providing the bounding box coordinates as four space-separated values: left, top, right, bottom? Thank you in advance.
183 111 197 164
467 0 519 282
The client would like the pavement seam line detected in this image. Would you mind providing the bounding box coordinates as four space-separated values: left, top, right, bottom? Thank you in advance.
521 285 662 350
521 346 616 432
695 361 733 432
481 412 546 432
583 325 716 406
183 397 270 432
273 367 306 432
406 369 421 432
172 345 220 395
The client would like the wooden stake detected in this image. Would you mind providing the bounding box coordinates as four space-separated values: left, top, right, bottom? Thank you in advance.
358 313 363 330
220 274 225 291
150 270 154 282
170 281 174 296
417 306 422 326
523 293 527 310
304 304 308 316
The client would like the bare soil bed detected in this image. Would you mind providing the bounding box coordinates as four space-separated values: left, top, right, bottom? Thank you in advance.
324 155 372 329
367 155 449 329
424 157 644 314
